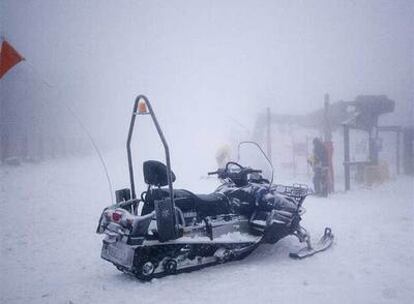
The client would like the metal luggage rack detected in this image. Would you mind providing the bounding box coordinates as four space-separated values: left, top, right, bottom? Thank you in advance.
271 183 312 199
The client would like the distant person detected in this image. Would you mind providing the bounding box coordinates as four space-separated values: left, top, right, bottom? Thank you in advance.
215 144 231 168
308 137 329 196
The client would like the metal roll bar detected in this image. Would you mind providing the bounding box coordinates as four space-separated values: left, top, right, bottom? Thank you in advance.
126 95 175 210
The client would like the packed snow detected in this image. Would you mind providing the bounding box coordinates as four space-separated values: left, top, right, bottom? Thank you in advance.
0 152 413 304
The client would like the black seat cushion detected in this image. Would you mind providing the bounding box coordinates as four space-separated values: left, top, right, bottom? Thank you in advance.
142 188 230 217
194 193 230 217
142 188 195 215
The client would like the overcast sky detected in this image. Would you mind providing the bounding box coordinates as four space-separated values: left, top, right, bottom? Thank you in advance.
1 0 413 153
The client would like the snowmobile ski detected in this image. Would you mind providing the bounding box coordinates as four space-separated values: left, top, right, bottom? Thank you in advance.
289 227 334 259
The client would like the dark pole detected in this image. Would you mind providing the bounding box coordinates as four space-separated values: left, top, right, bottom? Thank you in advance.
344 125 350 191
396 130 400 175
323 94 332 142
324 93 335 193
368 118 379 164
266 107 272 161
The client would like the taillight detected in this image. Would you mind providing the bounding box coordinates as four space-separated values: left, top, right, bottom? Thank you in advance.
103 209 132 229
112 212 122 222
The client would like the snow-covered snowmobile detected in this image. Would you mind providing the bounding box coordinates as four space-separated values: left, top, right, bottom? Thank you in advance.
96 95 334 280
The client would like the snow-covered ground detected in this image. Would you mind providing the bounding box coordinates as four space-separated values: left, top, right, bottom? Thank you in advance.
1 153 413 304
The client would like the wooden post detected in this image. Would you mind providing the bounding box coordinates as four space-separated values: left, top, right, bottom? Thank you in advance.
22 131 28 160
306 136 310 176
323 94 332 141
396 130 400 175
0 123 5 162
290 125 296 177
344 125 351 191
323 94 335 193
266 107 272 161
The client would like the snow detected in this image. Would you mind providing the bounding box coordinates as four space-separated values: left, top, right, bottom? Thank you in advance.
177 231 261 244
1 153 413 304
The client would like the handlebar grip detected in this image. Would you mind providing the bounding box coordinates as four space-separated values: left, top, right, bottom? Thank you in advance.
250 169 262 174
208 171 219 175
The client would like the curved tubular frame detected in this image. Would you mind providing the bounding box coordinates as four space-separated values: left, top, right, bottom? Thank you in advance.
126 95 175 210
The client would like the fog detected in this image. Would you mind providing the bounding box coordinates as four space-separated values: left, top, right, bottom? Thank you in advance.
2 2 414 303
1 0 413 176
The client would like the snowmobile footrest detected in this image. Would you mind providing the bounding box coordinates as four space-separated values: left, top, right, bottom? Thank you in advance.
289 227 334 259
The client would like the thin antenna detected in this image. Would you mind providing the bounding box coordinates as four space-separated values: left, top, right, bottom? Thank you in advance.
62 104 115 204
25 61 114 204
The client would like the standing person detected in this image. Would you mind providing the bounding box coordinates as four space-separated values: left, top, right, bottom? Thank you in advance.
215 144 232 168
308 137 329 196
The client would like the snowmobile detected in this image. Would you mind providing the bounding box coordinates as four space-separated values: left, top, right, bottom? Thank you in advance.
96 95 334 280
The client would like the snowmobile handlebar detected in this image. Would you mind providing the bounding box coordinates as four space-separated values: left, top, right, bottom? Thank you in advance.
207 170 221 176
208 161 262 179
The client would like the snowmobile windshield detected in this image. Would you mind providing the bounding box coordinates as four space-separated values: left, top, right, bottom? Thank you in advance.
236 141 274 185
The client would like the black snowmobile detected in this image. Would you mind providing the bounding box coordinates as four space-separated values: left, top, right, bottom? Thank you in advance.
96 95 334 280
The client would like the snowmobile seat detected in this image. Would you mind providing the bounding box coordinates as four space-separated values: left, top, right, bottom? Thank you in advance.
193 193 231 217
142 188 196 215
142 188 231 217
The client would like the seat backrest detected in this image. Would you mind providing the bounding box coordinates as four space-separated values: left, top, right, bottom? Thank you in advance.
143 160 176 187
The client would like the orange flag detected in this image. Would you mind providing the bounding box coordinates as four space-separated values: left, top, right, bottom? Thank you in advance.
0 40 24 79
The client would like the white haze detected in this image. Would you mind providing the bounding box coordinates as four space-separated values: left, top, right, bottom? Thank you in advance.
0 0 413 189
1 2 414 303
2 1 413 149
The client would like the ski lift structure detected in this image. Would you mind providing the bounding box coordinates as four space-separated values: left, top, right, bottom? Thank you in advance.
340 95 396 190
254 94 401 191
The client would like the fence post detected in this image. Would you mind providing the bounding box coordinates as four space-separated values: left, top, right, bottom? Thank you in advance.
344 125 351 191
266 107 272 161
